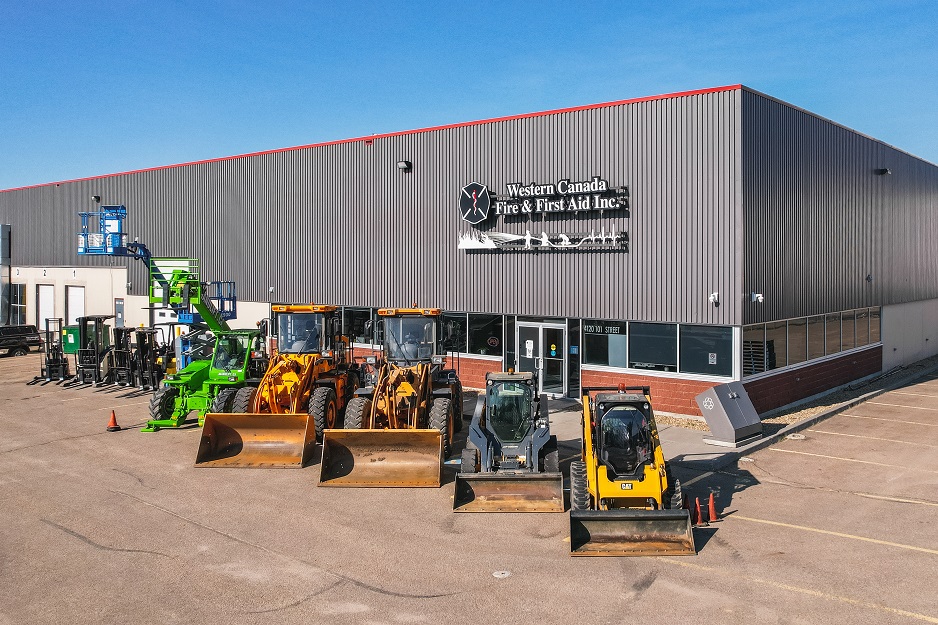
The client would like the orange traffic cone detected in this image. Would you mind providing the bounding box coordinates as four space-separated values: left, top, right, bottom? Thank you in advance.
708 492 719 522
695 496 708 526
106 410 121 432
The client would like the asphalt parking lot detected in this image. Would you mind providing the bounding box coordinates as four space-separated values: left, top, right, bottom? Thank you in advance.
1 355 936 625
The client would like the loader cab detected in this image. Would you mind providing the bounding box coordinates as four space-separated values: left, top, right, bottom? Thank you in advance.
382 314 437 364
594 396 653 478
277 312 325 354
487 378 535 443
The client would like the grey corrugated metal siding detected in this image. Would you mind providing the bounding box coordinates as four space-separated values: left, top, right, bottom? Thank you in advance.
741 88 938 325
1 88 744 324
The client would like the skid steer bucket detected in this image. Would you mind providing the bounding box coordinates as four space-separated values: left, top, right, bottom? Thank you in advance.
453 472 564 512
319 429 443 487
195 413 316 468
570 509 696 556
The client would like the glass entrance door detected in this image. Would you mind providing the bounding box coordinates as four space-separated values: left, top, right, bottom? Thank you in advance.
516 322 566 397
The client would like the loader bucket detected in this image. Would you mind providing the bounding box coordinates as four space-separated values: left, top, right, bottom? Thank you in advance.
570 509 696 556
195 412 316 468
453 472 565 512
319 429 442 487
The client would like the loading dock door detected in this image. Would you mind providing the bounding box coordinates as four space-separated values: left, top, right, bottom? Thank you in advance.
66 285 85 325
37 284 54 330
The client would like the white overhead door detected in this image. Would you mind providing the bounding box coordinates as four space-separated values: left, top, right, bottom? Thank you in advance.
37 285 54 331
66 286 85 326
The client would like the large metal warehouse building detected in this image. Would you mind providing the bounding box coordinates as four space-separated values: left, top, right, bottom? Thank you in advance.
2 84 937 416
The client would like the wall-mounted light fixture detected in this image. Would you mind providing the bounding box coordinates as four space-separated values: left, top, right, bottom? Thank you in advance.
750 292 764 303
397 160 412 172
91 195 101 202
708 292 720 306
875 168 891 176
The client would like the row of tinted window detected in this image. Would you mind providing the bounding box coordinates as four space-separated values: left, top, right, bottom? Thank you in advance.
582 321 733 377
742 308 881 376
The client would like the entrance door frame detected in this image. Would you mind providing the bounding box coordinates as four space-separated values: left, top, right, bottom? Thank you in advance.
515 320 567 398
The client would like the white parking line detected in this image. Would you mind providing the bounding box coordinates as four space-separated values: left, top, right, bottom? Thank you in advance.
728 515 938 555
867 401 938 412
839 413 938 427
657 559 938 624
890 391 938 399
770 448 938 474
807 429 937 448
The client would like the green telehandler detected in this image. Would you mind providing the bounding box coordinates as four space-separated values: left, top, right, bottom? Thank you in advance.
143 258 268 432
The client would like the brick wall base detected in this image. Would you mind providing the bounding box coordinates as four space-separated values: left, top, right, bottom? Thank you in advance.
743 346 882 414
580 369 719 416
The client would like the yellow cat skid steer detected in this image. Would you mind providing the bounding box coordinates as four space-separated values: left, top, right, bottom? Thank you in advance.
569 386 695 556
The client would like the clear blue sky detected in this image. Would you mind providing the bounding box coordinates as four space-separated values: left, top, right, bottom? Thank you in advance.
1 0 935 190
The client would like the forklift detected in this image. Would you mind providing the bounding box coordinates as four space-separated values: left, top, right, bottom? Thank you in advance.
28 318 71 385
70 315 115 386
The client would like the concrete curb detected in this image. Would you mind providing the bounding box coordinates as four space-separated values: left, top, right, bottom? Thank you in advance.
689 363 938 472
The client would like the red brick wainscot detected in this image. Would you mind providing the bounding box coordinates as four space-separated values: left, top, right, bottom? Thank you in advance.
445 355 502 389
580 368 720 416
743 346 883 414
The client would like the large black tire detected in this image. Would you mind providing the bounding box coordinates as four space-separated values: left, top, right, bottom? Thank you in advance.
460 447 478 474
344 371 360 402
229 386 256 413
429 397 453 458
570 460 591 511
8 347 28 357
664 466 684 510
344 396 370 429
541 434 559 473
309 386 338 442
210 387 236 413
149 385 178 420
452 380 464 433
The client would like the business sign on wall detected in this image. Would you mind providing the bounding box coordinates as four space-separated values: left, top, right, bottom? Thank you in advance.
457 176 629 252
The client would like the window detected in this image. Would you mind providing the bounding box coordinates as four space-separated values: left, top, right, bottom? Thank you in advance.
468 314 502 356
825 313 841 355
765 321 786 369
680 325 732 376
342 308 373 344
742 324 766 375
440 312 467 353
870 308 881 342
628 322 677 372
11 283 26 325
842 311 856 351
583 320 627 367
807 315 825 360
856 309 870 346
788 318 807 365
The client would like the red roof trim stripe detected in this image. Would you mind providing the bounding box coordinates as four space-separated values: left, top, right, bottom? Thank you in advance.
2 84 742 193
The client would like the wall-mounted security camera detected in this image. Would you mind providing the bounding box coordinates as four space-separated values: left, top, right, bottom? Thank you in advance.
750 292 764 303
91 195 101 203
708 292 719 305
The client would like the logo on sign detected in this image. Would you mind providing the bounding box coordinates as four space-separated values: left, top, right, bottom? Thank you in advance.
459 182 491 225
702 397 715 410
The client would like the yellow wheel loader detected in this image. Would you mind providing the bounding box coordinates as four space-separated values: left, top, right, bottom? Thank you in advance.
569 386 695 556
453 371 564 512
319 308 462 488
196 304 359 468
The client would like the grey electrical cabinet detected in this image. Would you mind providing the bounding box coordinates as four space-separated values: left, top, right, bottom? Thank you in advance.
695 382 763 447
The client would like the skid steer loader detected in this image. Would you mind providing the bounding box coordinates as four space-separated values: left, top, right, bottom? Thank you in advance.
569 386 695 557
196 304 359 468
320 308 461 487
454 371 563 512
